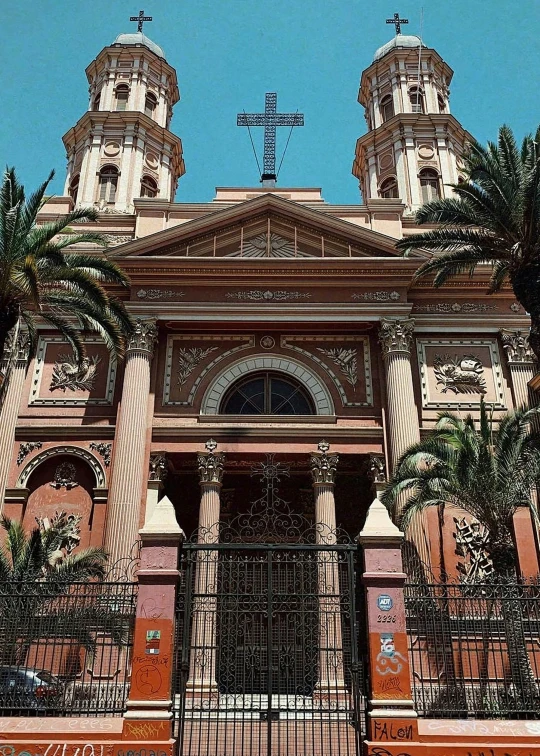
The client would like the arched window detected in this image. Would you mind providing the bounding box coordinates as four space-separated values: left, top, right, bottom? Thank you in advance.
92 91 101 111
419 169 440 203
140 175 158 198
144 93 157 118
437 94 446 114
115 85 129 111
69 175 80 203
380 95 394 123
409 87 425 114
380 177 399 199
221 373 314 416
98 165 119 203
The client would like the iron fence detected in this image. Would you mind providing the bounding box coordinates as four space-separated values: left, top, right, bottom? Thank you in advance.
0 579 138 716
405 581 540 719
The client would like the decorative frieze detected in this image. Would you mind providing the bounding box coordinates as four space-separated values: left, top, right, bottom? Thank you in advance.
17 441 43 466
412 302 497 314
379 318 415 357
500 329 535 365
149 453 168 482
317 347 358 387
226 289 311 301
178 347 218 387
352 291 400 302
50 353 101 392
127 318 158 355
309 440 339 485
197 439 225 486
89 442 112 467
137 288 183 300
433 354 487 395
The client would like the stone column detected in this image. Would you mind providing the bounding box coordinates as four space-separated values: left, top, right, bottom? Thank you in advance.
379 318 420 471
188 439 225 695
0 328 30 513
105 319 157 563
500 329 537 408
310 440 345 692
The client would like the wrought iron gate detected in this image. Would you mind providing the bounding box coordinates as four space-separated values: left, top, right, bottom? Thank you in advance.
174 541 366 756
172 455 367 756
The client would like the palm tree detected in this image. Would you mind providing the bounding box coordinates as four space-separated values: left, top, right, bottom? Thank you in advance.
396 125 540 361
383 401 540 713
0 514 130 670
0 167 133 366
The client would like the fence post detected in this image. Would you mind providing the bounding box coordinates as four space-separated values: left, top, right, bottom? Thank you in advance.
358 482 418 747
123 494 184 746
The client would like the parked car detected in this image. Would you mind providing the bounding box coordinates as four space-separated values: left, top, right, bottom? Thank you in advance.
0 667 63 712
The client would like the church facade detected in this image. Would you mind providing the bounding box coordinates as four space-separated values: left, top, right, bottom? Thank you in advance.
1 24 540 756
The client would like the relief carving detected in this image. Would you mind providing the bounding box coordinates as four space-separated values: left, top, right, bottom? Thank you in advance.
50 353 100 392
413 302 496 314
127 318 158 354
178 346 218 387
137 288 183 300
149 453 168 482
226 289 311 301
36 510 82 563
352 291 400 302
317 347 358 387
379 318 415 357
197 439 225 485
17 441 43 466
367 454 386 483
309 440 339 485
433 354 487 395
89 442 112 467
454 516 494 583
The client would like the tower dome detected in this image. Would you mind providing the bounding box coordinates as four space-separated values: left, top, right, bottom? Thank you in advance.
373 34 424 62
113 32 165 59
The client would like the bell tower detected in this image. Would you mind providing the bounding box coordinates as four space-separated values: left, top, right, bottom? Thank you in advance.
352 32 472 212
62 22 185 213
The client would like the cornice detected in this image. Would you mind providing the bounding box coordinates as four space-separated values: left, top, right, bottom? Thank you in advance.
152 425 384 440
15 426 116 440
355 113 474 156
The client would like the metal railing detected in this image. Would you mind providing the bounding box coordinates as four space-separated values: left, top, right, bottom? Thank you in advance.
405 581 540 719
0 579 137 716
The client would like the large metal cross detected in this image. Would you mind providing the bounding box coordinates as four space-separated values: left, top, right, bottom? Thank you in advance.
386 12 409 34
130 9 153 33
237 93 304 186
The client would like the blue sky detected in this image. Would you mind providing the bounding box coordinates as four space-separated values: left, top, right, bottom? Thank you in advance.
2 0 539 204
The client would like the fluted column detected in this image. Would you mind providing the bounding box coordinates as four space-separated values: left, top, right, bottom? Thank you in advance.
379 318 420 470
188 439 225 693
104 319 157 562
0 329 30 513
500 329 537 408
310 441 345 692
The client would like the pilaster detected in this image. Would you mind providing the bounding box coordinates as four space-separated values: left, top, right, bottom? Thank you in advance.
500 329 537 407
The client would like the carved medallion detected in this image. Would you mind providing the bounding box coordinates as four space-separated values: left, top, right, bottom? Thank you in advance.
50 462 79 489
433 354 487 394
50 353 100 392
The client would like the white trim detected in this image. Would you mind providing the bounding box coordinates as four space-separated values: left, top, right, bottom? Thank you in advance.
17 445 106 488
201 354 335 415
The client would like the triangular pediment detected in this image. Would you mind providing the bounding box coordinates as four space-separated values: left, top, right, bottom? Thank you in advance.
115 193 413 259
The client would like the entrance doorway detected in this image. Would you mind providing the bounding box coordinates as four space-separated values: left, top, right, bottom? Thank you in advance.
172 455 367 756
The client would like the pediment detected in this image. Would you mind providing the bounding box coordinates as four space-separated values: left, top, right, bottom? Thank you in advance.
115 193 411 259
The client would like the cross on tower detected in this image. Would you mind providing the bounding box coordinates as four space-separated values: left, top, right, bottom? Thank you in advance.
130 9 153 33
237 93 304 186
386 12 409 35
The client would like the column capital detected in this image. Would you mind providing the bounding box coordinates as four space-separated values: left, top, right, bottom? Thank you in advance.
379 318 415 358
310 440 339 485
127 318 158 356
197 439 225 486
500 328 536 365
149 452 168 482
367 453 387 484
4 327 31 364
